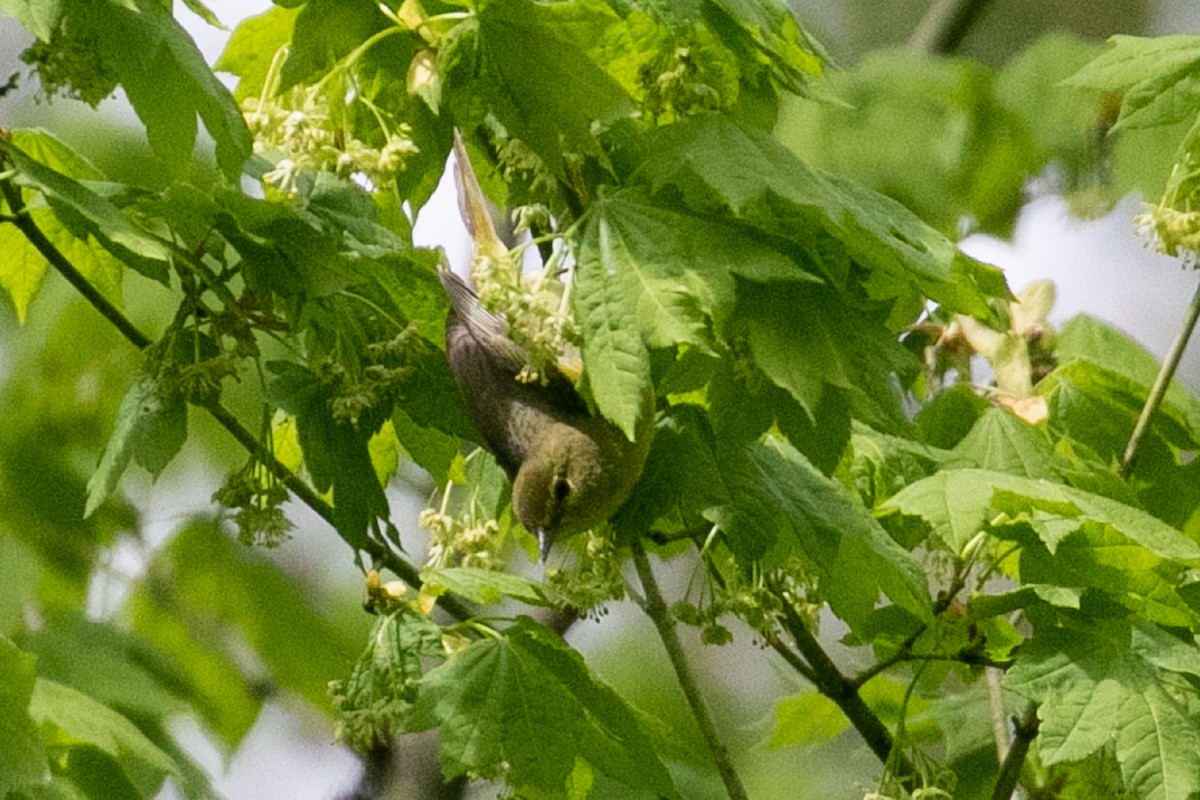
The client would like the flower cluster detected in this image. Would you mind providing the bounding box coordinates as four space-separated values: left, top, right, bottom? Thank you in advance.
419 507 502 570
1134 203 1200 264
639 45 724 122
213 463 294 548
543 532 626 617
676 553 821 644
471 252 580 386
245 49 419 199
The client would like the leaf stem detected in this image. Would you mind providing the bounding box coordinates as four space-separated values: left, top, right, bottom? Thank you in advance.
630 541 749 800
1120 277 1200 477
1 176 472 622
908 0 996 54
991 702 1039 800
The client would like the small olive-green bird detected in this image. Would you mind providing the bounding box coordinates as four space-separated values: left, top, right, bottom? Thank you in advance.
440 269 654 558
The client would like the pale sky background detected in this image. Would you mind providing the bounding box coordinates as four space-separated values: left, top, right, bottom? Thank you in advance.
2 2 1200 799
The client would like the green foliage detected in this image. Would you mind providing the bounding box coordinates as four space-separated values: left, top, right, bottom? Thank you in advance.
4 1 1200 799
409 617 677 798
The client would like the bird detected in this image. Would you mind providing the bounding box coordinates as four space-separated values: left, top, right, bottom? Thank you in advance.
440 268 654 559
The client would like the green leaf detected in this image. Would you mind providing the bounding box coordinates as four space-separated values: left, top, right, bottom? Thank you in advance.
29 679 179 796
612 404 730 540
950 407 1061 480
69 0 253 177
736 281 915 431
420 567 548 606
0 131 125 321
471 0 633 170
213 5 300 100
0 636 48 797
767 690 847 749
1064 35 1200 131
0 0 64 40
884 468 1200 560
704 0 822 87
266 361 388 548
572 232 653 441
392 408 466 488
625 115 1008 318
84 378 187 518
578 189 813 353
845 421 946 509
277 0 388 91
708 436 930 629
18 618 189 723
0 136 171 283
1057 314 1200 440
409 617 676 797
1006 623 1200 800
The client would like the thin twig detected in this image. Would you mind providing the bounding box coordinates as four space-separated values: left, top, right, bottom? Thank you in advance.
630 540 749 800
908 0 997 54
776 602 916 782
764 633 818 684
991 702 1039 800
1 175 472 622
1121 279 1200 477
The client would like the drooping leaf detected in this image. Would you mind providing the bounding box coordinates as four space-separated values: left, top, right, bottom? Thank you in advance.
409 617 676 798
64 0 253 176
708 436 930 629
84 378 187 518
612 404 730 541
622 114 1009 319
439 0 634 175
0 136 171 283
0 130 123 322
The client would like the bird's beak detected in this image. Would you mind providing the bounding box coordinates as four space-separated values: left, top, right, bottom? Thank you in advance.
536 528 551 561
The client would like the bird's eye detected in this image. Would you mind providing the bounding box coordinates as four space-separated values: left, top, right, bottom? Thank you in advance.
553 477 572 502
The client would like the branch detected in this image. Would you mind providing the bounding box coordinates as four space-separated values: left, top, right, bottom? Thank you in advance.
1121 277 1200 477
908 0 997 55
0 175 472 622
776 602 916 781
630 540 749 800
991 702 1039 800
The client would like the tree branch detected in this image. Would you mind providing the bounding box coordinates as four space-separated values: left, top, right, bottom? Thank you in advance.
776 602 915 781
991 702 1039 800
1121 278 1200 477
908 0 997 55
631 540 749 800
0 175 472 622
